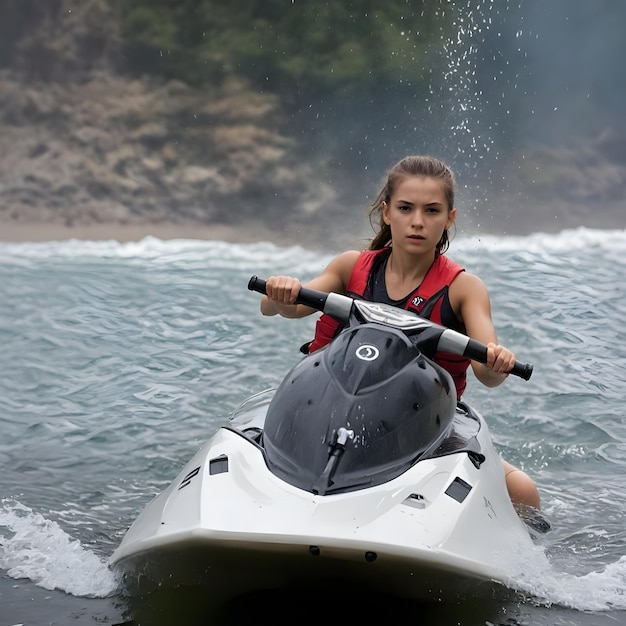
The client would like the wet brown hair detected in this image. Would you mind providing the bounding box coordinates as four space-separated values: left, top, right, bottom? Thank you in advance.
368 155 456 253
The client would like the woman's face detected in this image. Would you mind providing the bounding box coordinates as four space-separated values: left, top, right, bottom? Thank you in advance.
382 176 456 253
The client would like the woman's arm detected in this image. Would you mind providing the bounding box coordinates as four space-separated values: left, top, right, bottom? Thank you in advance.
451 272 516 387
260 250 360 318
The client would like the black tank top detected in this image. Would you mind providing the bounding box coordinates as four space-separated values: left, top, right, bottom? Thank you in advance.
367 252 463 331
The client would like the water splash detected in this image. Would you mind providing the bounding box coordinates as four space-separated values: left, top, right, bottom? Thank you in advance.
430 0 511 171
440 1 494 160
511 554 626 612
0 499 118 598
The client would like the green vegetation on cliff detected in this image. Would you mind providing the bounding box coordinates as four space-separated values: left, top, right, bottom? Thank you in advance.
117 1 448 99
1 0 449 98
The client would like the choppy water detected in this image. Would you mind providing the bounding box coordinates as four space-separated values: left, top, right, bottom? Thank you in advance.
1 228 625 625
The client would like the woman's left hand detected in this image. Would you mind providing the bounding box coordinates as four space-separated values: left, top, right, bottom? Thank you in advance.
485 342 515 376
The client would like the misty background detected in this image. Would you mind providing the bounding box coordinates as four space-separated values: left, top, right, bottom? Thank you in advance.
0 0 624 248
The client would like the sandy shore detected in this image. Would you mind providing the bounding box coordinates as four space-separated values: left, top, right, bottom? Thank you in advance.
0 220 301 246
0 219 371 252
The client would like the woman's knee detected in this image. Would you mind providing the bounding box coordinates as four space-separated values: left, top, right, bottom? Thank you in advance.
502 460 540 510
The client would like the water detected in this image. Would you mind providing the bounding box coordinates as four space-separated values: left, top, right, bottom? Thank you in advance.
1 229 625 625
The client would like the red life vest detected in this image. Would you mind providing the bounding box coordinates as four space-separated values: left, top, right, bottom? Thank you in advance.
308 248 471 398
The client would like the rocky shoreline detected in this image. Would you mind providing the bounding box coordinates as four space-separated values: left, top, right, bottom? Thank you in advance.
0 220 277 245
1 69 624 248
0 70 365 249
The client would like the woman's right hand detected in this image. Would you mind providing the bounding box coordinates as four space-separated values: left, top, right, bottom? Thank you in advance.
261 276 306 317
264 275 303 305
260 250 360 318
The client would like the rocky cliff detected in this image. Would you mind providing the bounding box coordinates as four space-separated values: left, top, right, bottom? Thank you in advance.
1 1 624 246
0 70 352 245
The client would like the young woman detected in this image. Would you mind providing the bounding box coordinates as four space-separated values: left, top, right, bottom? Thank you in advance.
260 155 540 510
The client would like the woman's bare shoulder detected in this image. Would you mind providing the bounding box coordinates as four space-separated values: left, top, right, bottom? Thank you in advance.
449 269 490 314
305 249 361 293
451 268 487 292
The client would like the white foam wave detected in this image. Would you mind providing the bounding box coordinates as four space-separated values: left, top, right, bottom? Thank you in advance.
0 235 306 259
0 499 118 598
1 227 625 262
0 235 329 275
511 552 626 612
0 501 624 612
452 226 626 254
